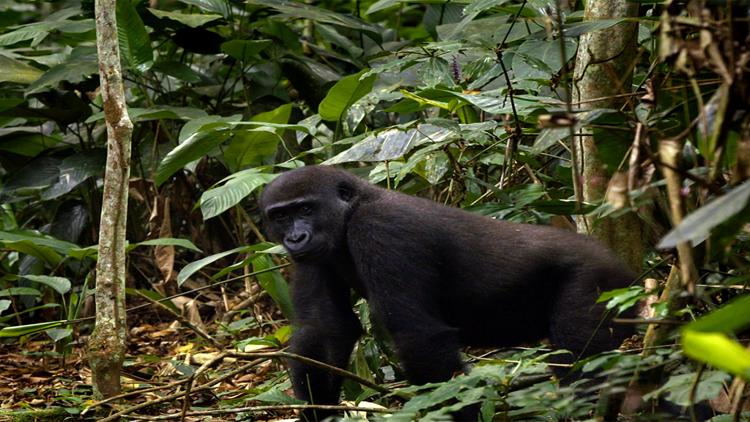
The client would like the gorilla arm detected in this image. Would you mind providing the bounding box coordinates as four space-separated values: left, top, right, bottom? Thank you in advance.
287 263 362 421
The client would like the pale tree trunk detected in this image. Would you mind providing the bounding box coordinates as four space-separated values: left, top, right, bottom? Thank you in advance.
88 0 134 398
572 0 643 272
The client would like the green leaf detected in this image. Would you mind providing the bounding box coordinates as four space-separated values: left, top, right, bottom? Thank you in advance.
151 61 203 83
154 119 234 186
0 320 66 338
22 275 71 295
131 238 203 253
682 330 750 381
247 0 382 42
117 0 154 72
26 47 99 95
0 240 62 266
0 300 10 313
148 8 222 28
323 123 457 165
87 106 209 123
252 254 293 318
0 54 43 84
200 169 278 220
177 246 251 286
0 230 79 255
220 40 273 63
319 70 376 121
0 9 93 47
685 295 750 334
0 287 42 297
644 371 729 407
41 150 106 200
178 0 231 18
658 181 750 248
224 104 292 170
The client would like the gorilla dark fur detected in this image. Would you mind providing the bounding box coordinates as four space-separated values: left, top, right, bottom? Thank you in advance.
260 165 634 421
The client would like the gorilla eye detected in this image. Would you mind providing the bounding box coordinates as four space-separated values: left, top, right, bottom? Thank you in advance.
300 205 312 215
272 211 289 222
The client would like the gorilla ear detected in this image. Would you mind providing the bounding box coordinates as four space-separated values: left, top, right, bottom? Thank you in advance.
337 181 355 202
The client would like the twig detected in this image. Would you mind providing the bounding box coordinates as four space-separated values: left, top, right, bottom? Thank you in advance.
96 358 267 422
228 351 390 394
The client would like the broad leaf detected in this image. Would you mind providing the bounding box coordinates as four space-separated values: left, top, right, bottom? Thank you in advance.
22 275 71 295
200 169 278 219
26 46 98 95
117 0 154 72
221 40 273 63
658 181 750 248
0 55 43 83
224 103 292 170
319 70 376 121
682 330 750 381
148 8 222 28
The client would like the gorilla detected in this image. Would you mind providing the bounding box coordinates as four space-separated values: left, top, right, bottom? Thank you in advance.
259 165 634 421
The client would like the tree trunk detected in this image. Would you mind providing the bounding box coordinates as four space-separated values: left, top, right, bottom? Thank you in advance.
87 0 134 399
572 0 643 272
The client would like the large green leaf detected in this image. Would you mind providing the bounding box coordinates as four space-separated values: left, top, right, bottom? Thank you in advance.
0 54 43 83
0 8 93 47
22 275 71 295
319 70 376 122
221 40 273 63
117 0 154 72
247 0 382 42
200 169 278 219
224 104 292 170
154 117 236 186
148 8 222 28
658 181 750 248
26 46 98 95
685 294 750 334
682 330 750 381
178 0 231 18
252 254 293 318
0 230 79 255
41 150 106 200
323 123 456 164
87 106 208 123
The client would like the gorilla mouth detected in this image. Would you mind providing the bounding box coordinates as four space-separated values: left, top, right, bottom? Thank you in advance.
289 245 326 261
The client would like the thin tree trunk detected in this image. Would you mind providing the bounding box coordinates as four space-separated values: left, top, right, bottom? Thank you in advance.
572 0 643 272
88 0 134 398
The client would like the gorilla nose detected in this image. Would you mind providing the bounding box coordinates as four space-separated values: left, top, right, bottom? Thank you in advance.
285 231 310 249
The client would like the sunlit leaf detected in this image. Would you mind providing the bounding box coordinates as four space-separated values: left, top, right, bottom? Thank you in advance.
682 330 750 381
0 54 43 83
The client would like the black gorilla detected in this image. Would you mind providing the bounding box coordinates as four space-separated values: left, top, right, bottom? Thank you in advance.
260 165 634 421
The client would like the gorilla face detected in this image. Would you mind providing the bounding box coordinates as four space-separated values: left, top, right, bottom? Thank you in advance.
260 169 357 261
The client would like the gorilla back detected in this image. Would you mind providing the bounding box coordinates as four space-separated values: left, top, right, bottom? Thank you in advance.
260 165 634 420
